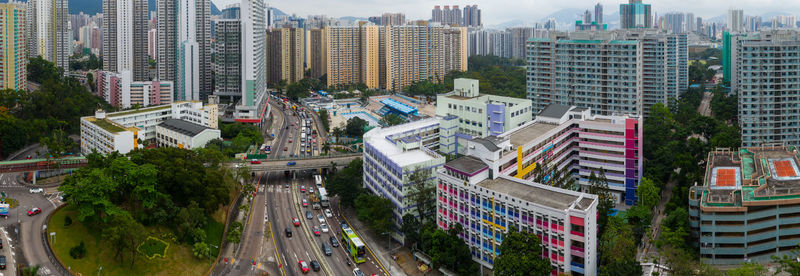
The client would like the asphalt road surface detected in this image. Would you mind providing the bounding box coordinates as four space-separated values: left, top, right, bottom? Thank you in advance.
0 143 63 276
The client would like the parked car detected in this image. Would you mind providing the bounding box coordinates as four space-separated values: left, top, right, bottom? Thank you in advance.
329 236 339 247
27 207 41 216
0 255 6 269
298 260 309 273
29 188 43 194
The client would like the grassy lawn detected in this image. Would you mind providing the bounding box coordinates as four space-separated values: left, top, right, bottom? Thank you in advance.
203 215 224 257
49 206 223 276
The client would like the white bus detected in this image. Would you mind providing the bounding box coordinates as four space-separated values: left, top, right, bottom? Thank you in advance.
314 175 323 188
318 187 329 208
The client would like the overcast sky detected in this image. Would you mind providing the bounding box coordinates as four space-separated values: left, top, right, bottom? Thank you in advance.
212 0 800 25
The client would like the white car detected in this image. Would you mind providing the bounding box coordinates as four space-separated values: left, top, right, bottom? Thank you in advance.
353 268 364 276
29 188 43 194
324 209 332 218
321 223 329 233
317 214 325 223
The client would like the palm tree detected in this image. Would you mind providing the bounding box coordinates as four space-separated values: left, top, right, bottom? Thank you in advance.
322 142 331 155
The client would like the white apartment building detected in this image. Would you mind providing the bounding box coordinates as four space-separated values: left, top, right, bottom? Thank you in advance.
436 78 533 155
363 118 446 242
155 118 221 149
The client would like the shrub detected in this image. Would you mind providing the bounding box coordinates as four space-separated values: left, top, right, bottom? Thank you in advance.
68 241 86 259
64 215 72 227
137 236 169 259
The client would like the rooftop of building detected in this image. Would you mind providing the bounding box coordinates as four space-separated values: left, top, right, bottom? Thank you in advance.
445 156 488 176
538 104 573 119
505 122 558 147
700 145 800 208
84 117 129 133
158 119 211 137
107 104 171 117
471 137 502 152
476 176 596 211
364 117 442 168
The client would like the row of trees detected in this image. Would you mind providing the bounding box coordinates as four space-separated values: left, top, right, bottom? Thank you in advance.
330 117 369 140
69 52 102 72
59 147 238 266
1 57 112 159
403 55 526 99
204 122 265 156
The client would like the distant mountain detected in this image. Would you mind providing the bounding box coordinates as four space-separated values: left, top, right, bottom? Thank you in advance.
487 19 530 30
339 16 367 22
706 12 792 24
760 12 792 20
68 0 101 15
707 14 726 24
271 7 286 17
539 8 584 25
211 2 220 15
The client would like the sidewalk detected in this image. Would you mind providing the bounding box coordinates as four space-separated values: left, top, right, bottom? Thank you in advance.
393 246 442 276
340 207 405 276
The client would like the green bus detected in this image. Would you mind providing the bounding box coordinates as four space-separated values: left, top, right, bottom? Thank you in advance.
341 227 366 263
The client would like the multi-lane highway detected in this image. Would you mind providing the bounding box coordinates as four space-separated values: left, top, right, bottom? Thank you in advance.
229 100 388 276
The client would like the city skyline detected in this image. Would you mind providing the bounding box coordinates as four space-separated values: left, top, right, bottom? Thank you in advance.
213 0 800 26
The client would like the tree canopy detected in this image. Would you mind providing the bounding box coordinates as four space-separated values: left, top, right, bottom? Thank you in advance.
494 226 551 276
324 158 364 208
1 58 111 159
403 55 527 99
345 117 368 138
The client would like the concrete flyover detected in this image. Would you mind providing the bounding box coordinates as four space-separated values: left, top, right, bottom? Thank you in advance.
242 153 362 172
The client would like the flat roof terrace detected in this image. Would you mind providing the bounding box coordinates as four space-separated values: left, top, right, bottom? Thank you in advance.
505 122 558 147
749 147 800 201
701 147 800 207
476 176 594 211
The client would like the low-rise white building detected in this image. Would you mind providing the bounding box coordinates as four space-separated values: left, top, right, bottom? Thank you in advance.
79 110 138 155
155 119 221 149
80 101 219 155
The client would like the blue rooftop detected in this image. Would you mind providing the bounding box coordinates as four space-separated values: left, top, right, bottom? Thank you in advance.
380 98 417 115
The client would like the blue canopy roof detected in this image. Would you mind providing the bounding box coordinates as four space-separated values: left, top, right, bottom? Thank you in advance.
380 98 417 115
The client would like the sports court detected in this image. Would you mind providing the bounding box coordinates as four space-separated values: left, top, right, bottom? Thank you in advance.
774 160 796 177
768 158 800 181
710 167 741 190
